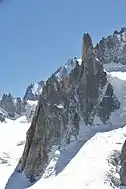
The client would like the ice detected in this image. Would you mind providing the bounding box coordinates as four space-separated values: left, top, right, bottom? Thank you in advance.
0 118 30 188
76 58 82 65
54 104 64 109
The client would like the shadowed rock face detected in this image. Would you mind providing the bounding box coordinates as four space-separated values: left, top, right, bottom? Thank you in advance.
82 33 93 63
19 33 120 181
0 93 24 119
0 113 5 122
120 140 126 185
0 93 16 117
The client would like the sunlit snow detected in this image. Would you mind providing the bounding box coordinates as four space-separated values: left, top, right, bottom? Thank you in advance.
1 117 126 189
1 63 126 189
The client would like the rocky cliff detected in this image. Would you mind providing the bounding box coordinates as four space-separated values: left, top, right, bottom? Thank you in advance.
95 27 126 65
18 33 120 182
1 28 126 123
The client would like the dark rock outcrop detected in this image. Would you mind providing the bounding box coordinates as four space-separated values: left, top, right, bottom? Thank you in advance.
0 112 5 122
120 140 126 185
0 93 24 119
19 34 120 181
15 97 24 115
0 81 44 121
0 93 16 118
1 28 125 122
82 33 93 63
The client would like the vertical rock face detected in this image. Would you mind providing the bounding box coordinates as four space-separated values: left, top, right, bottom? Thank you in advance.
15 97 23 115
19 33 120 181
82 33 93 63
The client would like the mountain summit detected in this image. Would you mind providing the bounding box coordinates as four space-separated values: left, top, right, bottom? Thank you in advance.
18 30 123 182
82 33 93 63
1 28 126 189
1 27 126 123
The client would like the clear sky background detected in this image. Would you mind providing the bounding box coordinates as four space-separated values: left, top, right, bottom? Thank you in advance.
0 0 125 97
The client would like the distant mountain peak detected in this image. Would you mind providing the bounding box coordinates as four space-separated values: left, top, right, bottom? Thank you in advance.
114 27 126 35
23 80 44 101
0 26 126 124
0 80 44 122
54 57 78 82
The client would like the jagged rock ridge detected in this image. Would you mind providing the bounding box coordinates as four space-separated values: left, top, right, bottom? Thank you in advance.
0 80 44 122
23 80 44 101
19 33 120 182
95 27 126 64
1 28 125 122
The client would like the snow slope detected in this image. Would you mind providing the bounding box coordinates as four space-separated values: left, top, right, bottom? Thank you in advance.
106 65 126 126
0 118 30 188
30 126 126 189
2 119 126 189
1 64 126 189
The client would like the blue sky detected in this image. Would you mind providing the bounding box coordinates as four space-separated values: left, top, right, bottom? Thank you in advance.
0 0 125 97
